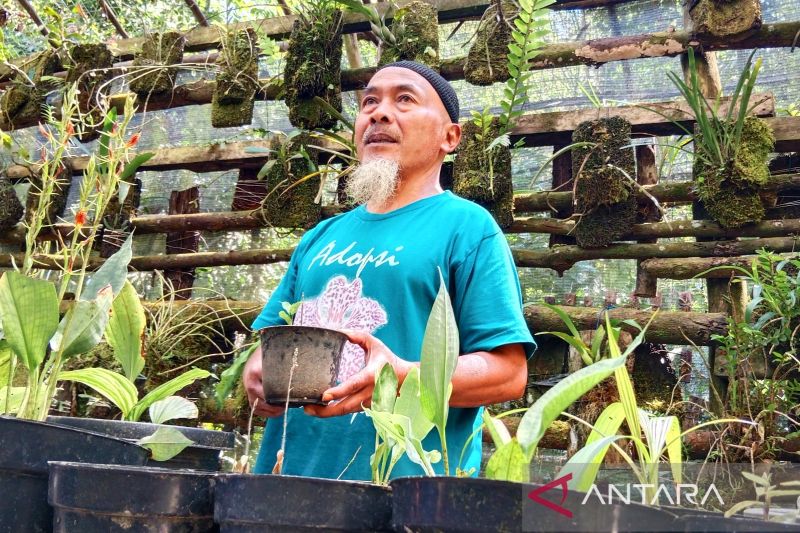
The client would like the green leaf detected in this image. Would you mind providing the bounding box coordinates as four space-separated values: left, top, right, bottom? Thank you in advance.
723 500 764 518
664 415 683 484
0 342 12 388
82 234 133 300
256 159 277 180
0 272 59 371
486 438 529 482
482 410 512 448
136 426 194 461
420 268 459 429
508 43 523 57
559 434 631 491
119 153 154 182
105 281 146 381
148 396 198 424
214 343 257 408
394 366 433 439
129 368 211 422
50 288 113 359
517 355 627 457
372 363 398 413
0 386 25 414
60 367 139 418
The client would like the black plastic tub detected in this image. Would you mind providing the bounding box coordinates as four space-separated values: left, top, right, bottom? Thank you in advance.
259 325 348 407
48 461 216 533
214 474 392 532
390 477 681 533
0 416 149 533
667 506 800 532
47 416 234 471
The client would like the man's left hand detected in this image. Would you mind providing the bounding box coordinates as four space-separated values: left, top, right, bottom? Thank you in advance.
304 330 413 418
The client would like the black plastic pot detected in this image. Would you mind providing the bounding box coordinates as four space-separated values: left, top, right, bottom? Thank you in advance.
390 477 680 533
47 416 234 471
667 506 800 532
48 461 216 532
259 325 348 407
0 416 149 533
214 474 392 532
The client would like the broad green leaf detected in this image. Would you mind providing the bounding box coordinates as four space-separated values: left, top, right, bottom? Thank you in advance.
136 426 194 461
0 386 25 413
559 434 631 491
0 341 12 388
517 355 626 457
586 402 626 445
394 367 433 440
482 410 512 448
420 268 459 429
372 363 398 413
119 153 154 182
0 272 59 371
60 367 138 418
485 438 529 482
664 415 683 484
148 396 198 424
50 287 113 359
741 470 771 487
129 368 211 422
214 343 258 408
82 234 133 300
105 281 146 381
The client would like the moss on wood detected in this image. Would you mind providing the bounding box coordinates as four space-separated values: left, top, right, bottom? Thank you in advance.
212 28 259 128
260 133 322 229
129 31 186 97
690 0 762 38
695 116 774 228
571 117 636 247
0 176 23 230
65 43 114 141
464 0 515 85
378 1 440 69
0 51 60 127
452 118 514 229
284 10 343 130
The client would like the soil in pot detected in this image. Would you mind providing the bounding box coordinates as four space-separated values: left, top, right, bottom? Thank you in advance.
48 461 215 533
390 477 680 533
214 473 392 532
0 416 149 533
259 325 348 407
47 416 235 471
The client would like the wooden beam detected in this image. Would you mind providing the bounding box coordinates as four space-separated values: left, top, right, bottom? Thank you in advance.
15 0 48 37
513 236 800 274
640 256 763 279
525 305 727 345
183 0 209 26
99 0 130 39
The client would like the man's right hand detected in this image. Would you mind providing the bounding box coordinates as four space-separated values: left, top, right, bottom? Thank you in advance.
243 345 287 418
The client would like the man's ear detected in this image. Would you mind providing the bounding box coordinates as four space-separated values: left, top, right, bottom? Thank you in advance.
441 122 461 154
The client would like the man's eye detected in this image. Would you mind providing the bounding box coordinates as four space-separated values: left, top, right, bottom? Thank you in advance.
398 94 413 103
361 97 377 107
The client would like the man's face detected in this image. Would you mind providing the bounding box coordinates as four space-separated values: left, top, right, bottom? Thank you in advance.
354 67 456 174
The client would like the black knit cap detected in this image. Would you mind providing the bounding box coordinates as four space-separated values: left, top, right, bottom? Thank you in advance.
377 60 460 123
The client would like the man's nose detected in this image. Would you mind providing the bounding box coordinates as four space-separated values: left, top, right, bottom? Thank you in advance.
368 100 394 124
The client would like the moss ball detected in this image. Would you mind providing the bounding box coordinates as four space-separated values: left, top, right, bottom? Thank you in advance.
284 10 343 130
129 32 186 96
260 133 322 229
452 118 514 228
0 177 23 230
574 196 637 248
212 28 259 128
378 1 440 69
464 0 516 85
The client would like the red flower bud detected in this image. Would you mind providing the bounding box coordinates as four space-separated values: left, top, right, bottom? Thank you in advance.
125 133 140 148
75 210 87 226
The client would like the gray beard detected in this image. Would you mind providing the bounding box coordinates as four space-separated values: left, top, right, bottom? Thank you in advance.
345 158 401 207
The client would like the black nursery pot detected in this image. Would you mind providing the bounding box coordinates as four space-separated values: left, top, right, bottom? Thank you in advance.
259 325 348 407
390 477 681 533
48 461 216 533
214 474 392 532
0 416 149 533
667 505 800 532
47 416 235 471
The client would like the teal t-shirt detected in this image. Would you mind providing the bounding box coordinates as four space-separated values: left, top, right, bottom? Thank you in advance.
251 190 535 480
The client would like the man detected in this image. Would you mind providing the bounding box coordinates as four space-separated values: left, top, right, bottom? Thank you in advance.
243 61 535 480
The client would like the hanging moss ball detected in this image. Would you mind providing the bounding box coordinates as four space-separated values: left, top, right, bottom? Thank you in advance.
453 118 514 228
571 118 635 208
284 10 343 130
574 196 638 248
25 171 72 227
212 28 259 128
0 51 61 128
694 116 773 228
378 1 440 69
464 0 516 85
0 177 23 230
103 178 142 230
260 133 322 229
689 0 761 38
65 43 114 141
129 32 186 97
